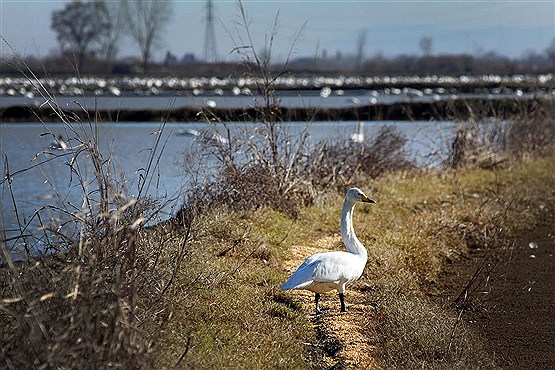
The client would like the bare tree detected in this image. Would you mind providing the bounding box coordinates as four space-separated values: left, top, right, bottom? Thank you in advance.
123 0 173 73
51 1 111 71
99 0 125 62
419 36 433 56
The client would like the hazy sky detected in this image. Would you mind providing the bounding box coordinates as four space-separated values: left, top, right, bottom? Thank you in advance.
1 1 554 62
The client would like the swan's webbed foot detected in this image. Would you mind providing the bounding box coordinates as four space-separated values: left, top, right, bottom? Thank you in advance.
339 293 347 312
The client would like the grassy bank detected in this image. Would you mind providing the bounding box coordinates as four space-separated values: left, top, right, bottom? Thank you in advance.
142 154 554 368
1 95 554 368
3 148 553 368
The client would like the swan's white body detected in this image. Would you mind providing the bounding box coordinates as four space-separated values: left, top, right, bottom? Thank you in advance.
281 188 374 313
350 121 365 144
176 128 228 145
49 136 68 150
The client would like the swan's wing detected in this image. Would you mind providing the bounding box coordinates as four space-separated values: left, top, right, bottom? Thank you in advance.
280 256 319 290
280 252 353 290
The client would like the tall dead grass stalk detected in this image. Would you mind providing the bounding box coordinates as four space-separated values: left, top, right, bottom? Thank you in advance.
0 52 172 367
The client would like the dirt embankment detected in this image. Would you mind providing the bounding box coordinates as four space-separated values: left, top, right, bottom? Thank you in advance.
1 98 548 123
434 210 555 368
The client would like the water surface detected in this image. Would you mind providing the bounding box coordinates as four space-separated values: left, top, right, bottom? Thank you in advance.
1 120 456 259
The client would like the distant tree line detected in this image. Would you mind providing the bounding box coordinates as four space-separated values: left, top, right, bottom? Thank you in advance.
289 36 555 76
1 0 554 77
3 45 553 78
295 49 555 76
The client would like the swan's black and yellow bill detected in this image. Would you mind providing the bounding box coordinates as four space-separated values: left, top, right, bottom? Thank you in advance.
361 194 376 203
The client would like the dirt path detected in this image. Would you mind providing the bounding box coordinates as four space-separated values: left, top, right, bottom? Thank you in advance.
283 236 377 369
434 212 555 368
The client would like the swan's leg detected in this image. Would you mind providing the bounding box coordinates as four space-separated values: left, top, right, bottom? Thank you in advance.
338 283 347 312
315 293 323 314
339 293 347 312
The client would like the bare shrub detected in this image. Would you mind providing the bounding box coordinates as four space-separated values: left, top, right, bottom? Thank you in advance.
174 3 314 219
448 119 508 169
448 100 555 169
213 163 312 215
175 122 415 223
507 101 555 156
309 125 414 191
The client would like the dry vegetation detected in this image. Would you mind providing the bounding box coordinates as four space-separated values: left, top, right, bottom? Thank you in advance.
2 10 555 367
2 97 554 368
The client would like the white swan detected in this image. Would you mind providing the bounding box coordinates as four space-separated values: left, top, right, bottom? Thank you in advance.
176 128 228 145
350 121 365 144
49 135 68 150
281 188 375 313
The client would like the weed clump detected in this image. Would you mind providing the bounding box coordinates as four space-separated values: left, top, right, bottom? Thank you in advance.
507 105 555 156
1 119 154 368
448 100 555 168
309 125 414 192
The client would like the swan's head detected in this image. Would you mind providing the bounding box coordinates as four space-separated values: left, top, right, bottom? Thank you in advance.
346 188 375 204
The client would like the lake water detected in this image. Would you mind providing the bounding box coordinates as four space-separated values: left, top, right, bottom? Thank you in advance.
1 120 457 259
1 90 547 111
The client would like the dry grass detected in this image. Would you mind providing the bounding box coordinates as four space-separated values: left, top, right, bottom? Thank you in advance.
132 208 314 368
277 153 554 368
145 149 553 368
372 158 553 368
1 136 154 367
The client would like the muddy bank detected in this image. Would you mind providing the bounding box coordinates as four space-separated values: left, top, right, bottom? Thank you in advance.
1 98 551 123
433 209 555 368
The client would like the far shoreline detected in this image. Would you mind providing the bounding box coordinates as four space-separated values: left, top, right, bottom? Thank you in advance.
1 98 552 123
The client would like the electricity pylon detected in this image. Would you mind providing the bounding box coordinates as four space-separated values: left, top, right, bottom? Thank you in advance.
203 0 218 62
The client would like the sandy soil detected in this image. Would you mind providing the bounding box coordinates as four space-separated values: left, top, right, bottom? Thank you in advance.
283 235 377 369
434 211 555 368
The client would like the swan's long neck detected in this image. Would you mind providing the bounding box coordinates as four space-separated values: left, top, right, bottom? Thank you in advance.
340 200 367 257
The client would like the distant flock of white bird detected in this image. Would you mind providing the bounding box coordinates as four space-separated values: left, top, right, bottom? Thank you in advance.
1 73 552 99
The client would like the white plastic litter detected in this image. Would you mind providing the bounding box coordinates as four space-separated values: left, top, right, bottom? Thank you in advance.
528 242 539 249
